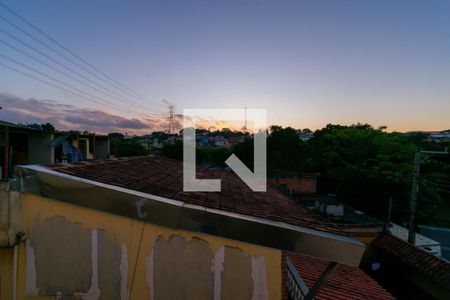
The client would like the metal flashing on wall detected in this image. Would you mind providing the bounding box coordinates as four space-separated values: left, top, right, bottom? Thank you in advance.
13 165 366 266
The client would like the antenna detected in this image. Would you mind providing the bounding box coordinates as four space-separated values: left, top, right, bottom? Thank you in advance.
243 106 248 131
168 105 176 134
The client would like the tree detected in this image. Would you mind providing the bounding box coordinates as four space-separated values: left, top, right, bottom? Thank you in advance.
108 132 148 157
21 122 56 131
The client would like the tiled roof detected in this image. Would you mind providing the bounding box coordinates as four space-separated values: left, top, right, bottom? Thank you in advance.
47 156 342 234
373 234 450 287
283 252 395 300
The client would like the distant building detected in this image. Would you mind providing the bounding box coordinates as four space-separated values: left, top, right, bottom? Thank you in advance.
387 223 441 257
1 120 54 178
0 120 110 178
367 234 450 299
419 225 450 260
297 129 313 141
197 137 209 147
284 252 394 300
269 171 319 194
427 130 450 142
51 131 110 163
150 137 164 150
214 139 231 148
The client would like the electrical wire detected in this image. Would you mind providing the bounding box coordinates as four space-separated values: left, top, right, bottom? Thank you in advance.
0 26 165 114
0 3 167 110
0 38 164 116
0 52 158 118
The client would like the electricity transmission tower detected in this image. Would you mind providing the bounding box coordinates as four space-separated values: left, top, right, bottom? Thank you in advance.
168 105 176 134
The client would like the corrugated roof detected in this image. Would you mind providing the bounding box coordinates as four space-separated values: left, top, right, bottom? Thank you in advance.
283 252 395 300
46 155 342 235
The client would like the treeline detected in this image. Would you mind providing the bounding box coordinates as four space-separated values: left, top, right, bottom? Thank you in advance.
162 123 450 227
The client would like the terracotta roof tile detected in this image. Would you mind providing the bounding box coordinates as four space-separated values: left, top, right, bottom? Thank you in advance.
373 234 450 287
282 252 395 300
47 156 342 234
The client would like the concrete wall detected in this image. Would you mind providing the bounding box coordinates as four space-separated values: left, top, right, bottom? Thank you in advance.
95 138 110 159
4 193 281 300
27 133 54 164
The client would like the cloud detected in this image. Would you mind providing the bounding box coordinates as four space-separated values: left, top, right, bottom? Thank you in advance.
0 93 163 134
0 93 243 135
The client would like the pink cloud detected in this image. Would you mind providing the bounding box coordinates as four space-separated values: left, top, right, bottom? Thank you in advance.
0 93 244 135
0 93 169 134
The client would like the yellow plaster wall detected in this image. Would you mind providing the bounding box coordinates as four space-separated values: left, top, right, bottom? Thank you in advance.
8 193 282 300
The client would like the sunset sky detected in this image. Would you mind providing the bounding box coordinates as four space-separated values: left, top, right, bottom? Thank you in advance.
0 0 449 134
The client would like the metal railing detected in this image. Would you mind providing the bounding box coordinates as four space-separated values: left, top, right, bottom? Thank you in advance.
286 256 309 300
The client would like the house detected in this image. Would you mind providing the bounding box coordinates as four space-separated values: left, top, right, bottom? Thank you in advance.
387 223 442 257
295 196 450 299
419 225 450 260
283 252 394 300
269 171 319 194
0 120 54 178
297 129 313 142
296 196 386 245
51 131 110 163
0 155 387 300
0 121 110 178
197 136 209 147
427 130 450 142
214 139 231 148
365 234 450 300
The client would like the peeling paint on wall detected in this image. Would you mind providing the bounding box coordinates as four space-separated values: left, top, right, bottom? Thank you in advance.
11 194 280 300
147 235 268 300
82 229 101 300
145 252 154 300
251 256 269 300
120 244 129 300
97 229 121 300
152 235 214 300
135 199 148 219
25 239 39 295
31 215 92 295
213 246 225 300
29 216 126 299
221 246 254 300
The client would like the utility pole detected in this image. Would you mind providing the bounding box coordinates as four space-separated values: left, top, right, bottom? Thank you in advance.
386 197 392 233
408 148 421 243
408 147 448 244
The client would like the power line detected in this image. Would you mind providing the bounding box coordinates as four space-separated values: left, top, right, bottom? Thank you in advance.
0 24 164 114
0 60 165 124
0 37 164 116
0 28 159 115
0 61 105 107
0 1 152 103
0 4 167 110
423 179 450 192
0 52 155 118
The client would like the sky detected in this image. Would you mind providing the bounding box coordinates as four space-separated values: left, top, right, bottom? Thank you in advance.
0 0 449 134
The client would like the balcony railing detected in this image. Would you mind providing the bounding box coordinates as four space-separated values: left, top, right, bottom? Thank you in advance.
286 256 309 300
